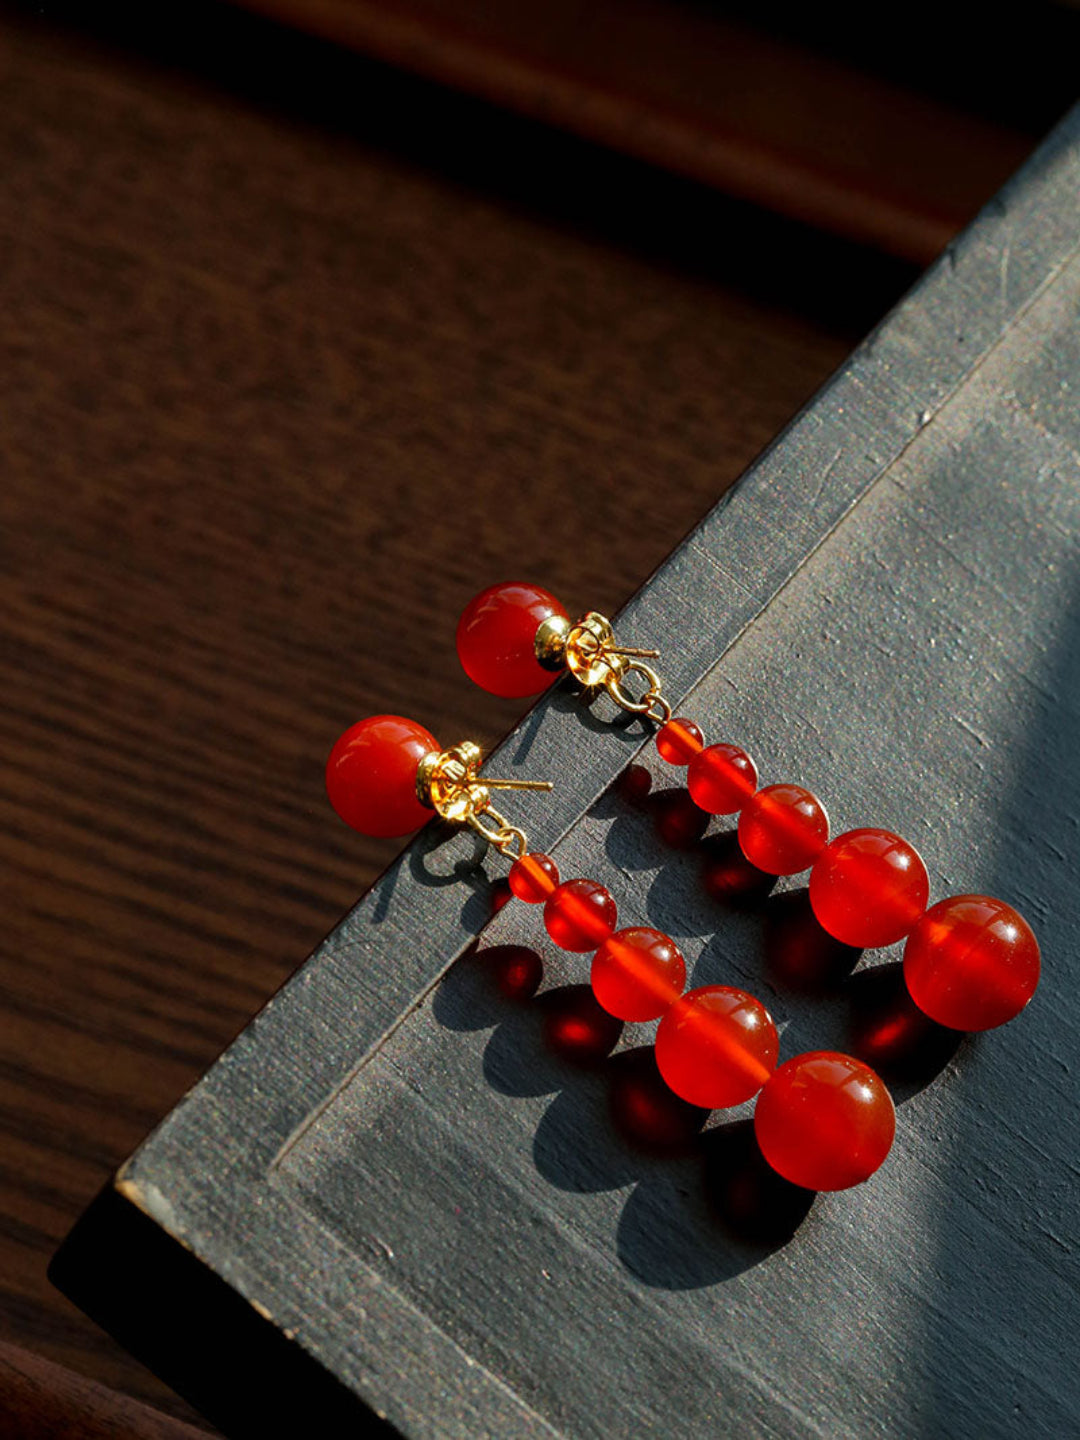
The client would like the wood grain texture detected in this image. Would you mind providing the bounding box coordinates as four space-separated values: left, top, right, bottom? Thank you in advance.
58 94 1080 1438
0 1339 211 1439
227 0 1033 263
0 0 910 1423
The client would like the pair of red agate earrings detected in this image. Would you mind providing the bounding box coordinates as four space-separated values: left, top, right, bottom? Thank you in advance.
327 581 1041 1195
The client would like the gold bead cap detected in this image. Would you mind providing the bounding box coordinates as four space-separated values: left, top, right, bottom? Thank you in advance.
534 614 572 671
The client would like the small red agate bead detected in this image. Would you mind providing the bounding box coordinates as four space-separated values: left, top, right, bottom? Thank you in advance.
738 783 829 875
754 1051 896 1191
809 828 929 948
590 927 686 1021
544 878 618 951
655 985 778 1108
687 743 758 815
903 894 1040 1031
656 718 705 766
456 581 567 698
508 851 560 904
326 715 438 838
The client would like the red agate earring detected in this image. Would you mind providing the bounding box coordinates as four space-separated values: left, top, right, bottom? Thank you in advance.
453 580 1042 1190
325 715 808 1168
329 713 896 1193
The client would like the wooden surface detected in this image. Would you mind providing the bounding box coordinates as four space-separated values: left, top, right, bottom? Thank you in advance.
78 102 1080 1437
0 1339 211 1439
232 0 1034 263
0 0 917 1425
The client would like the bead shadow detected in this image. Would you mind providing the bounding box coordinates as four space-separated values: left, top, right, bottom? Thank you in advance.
762 888 863 996
846 961 965 1098
533 1074 649 1195
616 1118 816 1289
482 981 622 1098
432 941 545 1033
534 1045 709 1194
442 932 815 1283
699 830 778 909
702 1120 817 1248
599 778 689 873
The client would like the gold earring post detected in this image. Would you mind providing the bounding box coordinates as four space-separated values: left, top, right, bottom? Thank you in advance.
415 742 552 858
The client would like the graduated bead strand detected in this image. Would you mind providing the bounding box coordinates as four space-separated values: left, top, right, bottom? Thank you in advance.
652 707 1037 1032
508 848 779 1112
508 844 890 1185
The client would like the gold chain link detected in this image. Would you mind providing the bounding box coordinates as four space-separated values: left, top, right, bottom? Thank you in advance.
603 659 672 726
466 804 527 858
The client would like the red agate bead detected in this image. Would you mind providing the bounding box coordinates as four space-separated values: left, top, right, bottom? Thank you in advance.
687 742 757 815
544 878 617 951
655 985 778 1108
738 783 829 875
591 927 686 1021
754 1051 896 1191
656 717 705 766
809 828 929 948
326 715 438 838
903 894 1040 1031
508 851 560 903
456 581 567 698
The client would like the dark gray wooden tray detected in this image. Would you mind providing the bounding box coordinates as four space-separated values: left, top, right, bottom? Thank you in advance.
54 107 1080 1439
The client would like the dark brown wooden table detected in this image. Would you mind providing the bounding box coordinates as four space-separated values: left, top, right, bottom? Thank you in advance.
2 0 1027 1429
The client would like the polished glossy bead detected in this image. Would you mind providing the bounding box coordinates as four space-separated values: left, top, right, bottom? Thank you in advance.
591 927 686 1021
326 714 438 838
687 743 758 815
508 851 560 904
738 783 829 875
754 1051 896 1191
656 717 705 766
544 878 617 951
456 581 567 698
903 894 1040 1031
655 986 778 1109
809 828 929 948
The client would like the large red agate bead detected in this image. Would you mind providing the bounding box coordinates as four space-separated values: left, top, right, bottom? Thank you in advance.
903 894 1040 1031
686 743 758 815
456 582 568 698
754 1051 896 1191
326 715 438 837
544 878 618 951
655 985 778 1108
809 827 929 948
